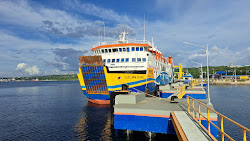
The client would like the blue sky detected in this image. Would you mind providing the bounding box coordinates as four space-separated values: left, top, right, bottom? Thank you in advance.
0 0 250 77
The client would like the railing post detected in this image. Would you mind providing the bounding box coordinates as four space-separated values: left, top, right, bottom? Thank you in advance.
192 99 195 118
199 103 201 125
187 96 190 114
183 85 185 96
243 129 246 141
220 116 224 141
208 108 211 135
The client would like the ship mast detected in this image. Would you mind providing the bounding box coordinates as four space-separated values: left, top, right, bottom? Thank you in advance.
144 14 146 43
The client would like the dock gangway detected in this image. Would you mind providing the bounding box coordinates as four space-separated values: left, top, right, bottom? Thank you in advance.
170 96 250 141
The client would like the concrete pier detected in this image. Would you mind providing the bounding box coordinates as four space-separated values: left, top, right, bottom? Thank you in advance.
171 111 211 141
113 93 218 140
160 84 207 99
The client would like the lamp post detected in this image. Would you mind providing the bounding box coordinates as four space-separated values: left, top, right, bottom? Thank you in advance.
191 61 204 90
183 42 212 105
212 68 214 81
234 68 237 82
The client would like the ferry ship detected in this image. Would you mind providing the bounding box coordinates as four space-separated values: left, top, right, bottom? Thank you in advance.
77 32 174 104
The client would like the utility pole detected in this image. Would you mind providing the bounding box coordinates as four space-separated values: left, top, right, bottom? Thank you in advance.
183 42 211 105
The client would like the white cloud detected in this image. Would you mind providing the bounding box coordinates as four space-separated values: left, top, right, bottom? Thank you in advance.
63 0 139 25
16 63 40 75
211 46 219 52
16 63 28 70
0 32 94 77
144 0 250 67
0 0 44 27
0 0 250 77
0 0 137 38
24 65 40 75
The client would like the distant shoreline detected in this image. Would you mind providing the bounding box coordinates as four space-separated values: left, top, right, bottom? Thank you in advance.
0 80 78 82
210 81 250 85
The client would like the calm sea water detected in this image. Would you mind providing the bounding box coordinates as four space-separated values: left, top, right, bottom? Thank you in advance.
210 85 250 140
0 81 249 140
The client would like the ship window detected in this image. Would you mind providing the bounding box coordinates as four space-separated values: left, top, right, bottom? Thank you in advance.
125 58 129 62
144 47 147 51
112 59 115 63
119 48 122 52
107 59 111 63
123 48 126 52
127 47 130 52
121 58 125 62
102 49 104 53
140 47 143 51
132 47 135 51
137 58 141 62
112 48 118 52
105 49 108 53
142 58 146 62
103 59 106 63
136 47 139 51
109 49 112 53
116 59 120 62
132 58 136 62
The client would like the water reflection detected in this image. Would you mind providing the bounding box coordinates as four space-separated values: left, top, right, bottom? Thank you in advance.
74 102 111 140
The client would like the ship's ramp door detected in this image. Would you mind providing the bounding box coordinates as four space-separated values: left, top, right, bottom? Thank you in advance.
79 56 109 94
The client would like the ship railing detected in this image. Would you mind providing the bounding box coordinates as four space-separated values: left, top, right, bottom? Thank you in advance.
187 96 250 141
93 40 152 47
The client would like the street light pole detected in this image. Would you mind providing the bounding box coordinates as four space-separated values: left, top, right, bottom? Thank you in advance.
183 42 212 105
235 68 237 82
201 63 203 90
206 44 211 105
191 61 204 90
212 68 214 81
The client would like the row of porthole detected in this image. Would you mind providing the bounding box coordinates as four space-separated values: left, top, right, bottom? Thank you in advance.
94 46 147 54
103 58 147 63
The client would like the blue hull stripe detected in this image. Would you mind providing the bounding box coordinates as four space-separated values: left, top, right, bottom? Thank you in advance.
108 78 155 89
81 78 155 89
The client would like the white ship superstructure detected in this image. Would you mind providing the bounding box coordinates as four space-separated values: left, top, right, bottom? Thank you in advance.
77 31 174 104
92 31 174 82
